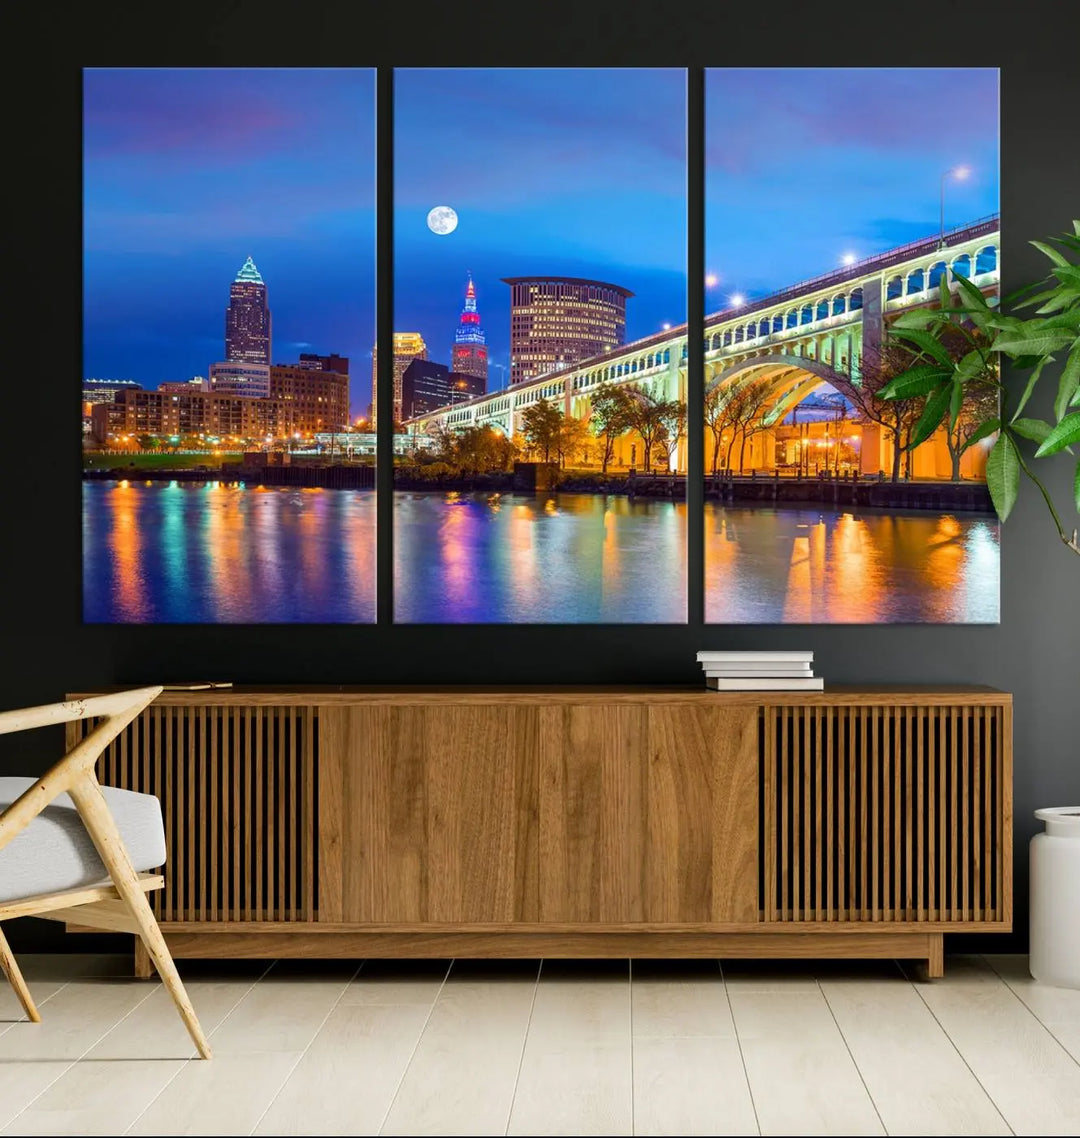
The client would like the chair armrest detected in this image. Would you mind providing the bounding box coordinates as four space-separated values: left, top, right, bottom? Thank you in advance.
0 686 162 853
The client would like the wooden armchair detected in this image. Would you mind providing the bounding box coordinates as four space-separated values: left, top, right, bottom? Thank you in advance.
0 687 211 1059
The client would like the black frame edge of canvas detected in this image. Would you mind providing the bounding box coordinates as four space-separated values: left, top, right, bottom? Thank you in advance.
686 66 704 627
376 67 394 624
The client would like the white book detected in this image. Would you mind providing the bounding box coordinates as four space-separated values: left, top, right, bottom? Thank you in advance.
706 676 824 691
696 650 813 663
705 667 813 678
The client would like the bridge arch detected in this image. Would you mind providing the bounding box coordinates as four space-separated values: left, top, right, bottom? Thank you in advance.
704 354 864 457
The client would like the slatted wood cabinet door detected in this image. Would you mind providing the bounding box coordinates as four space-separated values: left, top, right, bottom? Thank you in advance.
317 703 540 924
538 703 759 924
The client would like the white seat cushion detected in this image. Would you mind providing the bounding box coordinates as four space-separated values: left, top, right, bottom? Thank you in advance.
0 777 166 904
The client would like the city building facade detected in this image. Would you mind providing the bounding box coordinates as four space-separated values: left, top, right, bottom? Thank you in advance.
82 379 143 406
91 389 281 444
371 332 427 426
402 360 487 421
502 276 632 386
451 276 488 385
158 377 209 394
299 352 350 375
92 364 349 445
269 364 350 435
224 256 271 365
209 361 272 399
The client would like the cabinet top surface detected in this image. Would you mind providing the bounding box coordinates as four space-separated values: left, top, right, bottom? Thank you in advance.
66 684 1011 706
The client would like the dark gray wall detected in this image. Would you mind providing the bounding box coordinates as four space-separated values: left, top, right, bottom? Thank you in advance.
3 2 1078 953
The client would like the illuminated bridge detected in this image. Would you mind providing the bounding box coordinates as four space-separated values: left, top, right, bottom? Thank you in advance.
402 217 999 475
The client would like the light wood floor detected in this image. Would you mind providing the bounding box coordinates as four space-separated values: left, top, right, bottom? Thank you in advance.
0 953 1077 1136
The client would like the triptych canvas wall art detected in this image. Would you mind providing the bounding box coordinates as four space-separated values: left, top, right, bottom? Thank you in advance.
82 66 1000 626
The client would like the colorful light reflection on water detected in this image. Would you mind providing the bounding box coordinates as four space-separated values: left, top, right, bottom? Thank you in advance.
705 503 999 623
393 491 687 623
83 481 376 624
83 483 998 625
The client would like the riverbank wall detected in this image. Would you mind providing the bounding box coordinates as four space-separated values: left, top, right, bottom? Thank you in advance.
83 463 376 489
83 465 992 512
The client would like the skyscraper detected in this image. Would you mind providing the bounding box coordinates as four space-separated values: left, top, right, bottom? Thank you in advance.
451 275 488 385
502 276 632 385
371 332 427 426
225 256 272 366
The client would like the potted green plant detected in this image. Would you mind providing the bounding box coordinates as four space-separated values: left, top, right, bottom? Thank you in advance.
879 224 1080 988
878 219 1080 555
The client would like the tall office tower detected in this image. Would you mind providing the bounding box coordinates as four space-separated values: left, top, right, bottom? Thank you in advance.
502 276 632 386
225 256 272 365
451 275 488 385
371 332 427 426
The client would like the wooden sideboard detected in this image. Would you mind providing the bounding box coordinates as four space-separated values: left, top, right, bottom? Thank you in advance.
66 686 1012 977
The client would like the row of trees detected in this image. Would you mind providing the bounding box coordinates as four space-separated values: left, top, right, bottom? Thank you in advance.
549 382 686 474
415 384 687 478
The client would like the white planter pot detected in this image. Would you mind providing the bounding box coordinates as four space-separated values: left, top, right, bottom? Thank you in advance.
1030 807 1080 989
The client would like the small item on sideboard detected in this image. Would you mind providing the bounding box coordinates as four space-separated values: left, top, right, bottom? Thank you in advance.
697 650 821 691
161 681 234 691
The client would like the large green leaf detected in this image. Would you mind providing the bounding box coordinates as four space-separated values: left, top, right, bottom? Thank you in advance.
960 417 1001 454
1031 239 1070 268
992 327 1074 357
949 380 964 432
909 384 952 450
1056 344 1080 422
1051 265 1080 287
955 349 991 382
1035 292 1080 315
879 365 951 400
890 327 955 367
1034 412 1080 457
890 310 938 331
951 273 995 323
1016 285 1068 310
1010 417 1052 445
986 433 1020 522
1010 355 1050 421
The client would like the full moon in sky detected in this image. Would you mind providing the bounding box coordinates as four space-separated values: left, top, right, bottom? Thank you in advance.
427 206 458 235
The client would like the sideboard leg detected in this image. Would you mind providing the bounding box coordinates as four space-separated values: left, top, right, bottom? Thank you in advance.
926 934 944 979
134 937 153 979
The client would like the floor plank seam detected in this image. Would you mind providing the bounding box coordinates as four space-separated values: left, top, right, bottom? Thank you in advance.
816 974 887 1136
718 959 762 1137
3 975 160 1134
121 958 275 1137
502 959 542 1137
904 960 1016 1136
982 954 1080 1074
247 958 365 1136
0 977 71 1041
375 958 453 1136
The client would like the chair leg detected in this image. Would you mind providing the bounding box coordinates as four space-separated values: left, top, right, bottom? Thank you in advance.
0 925 40 1023
69 776 212 1059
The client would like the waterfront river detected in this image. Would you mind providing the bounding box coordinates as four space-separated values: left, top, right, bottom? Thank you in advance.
83 482 998 624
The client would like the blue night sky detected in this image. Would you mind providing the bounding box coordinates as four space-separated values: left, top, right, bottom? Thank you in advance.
706 68 999 309
83 68 376 413
83 67 997 415
394 68 688 388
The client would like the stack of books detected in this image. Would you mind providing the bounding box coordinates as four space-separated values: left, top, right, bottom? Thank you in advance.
696 650 823 691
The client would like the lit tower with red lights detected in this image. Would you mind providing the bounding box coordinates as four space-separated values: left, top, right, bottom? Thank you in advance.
451 274 489 387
